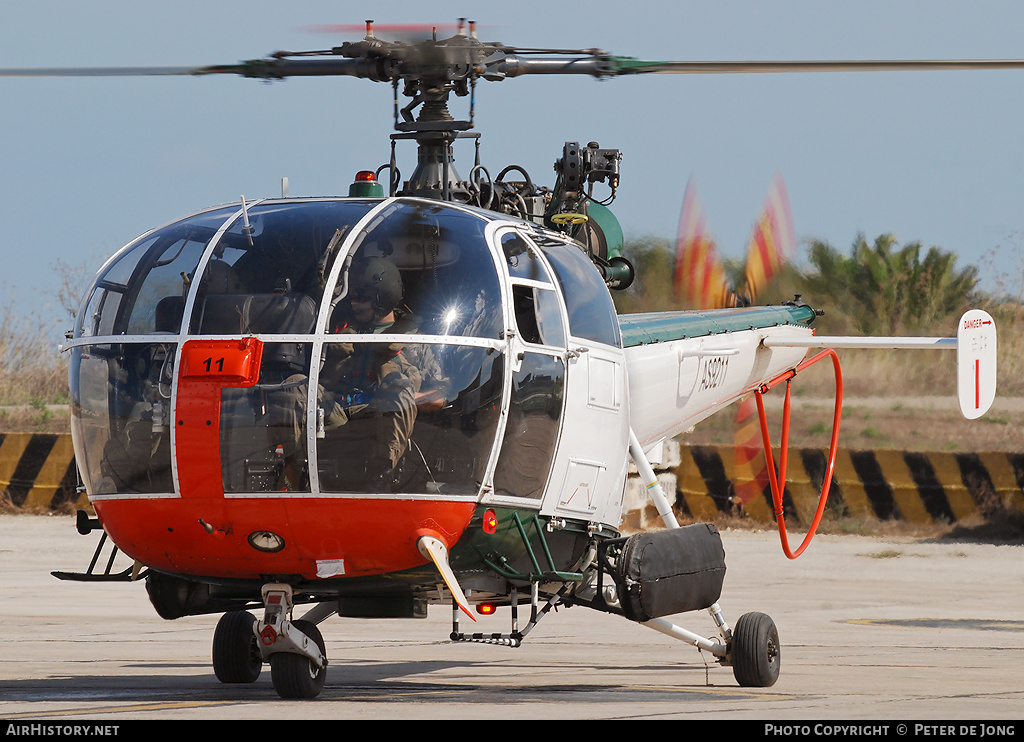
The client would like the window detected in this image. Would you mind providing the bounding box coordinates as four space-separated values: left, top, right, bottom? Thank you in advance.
76 207 234 337
330 201 502 339
191 200 377 335
492 352 565 500
534 236 621 347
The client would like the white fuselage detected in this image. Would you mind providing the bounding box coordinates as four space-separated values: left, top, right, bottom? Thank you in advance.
626 323 812 450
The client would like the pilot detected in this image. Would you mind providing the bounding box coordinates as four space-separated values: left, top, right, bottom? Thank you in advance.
319 256 432 489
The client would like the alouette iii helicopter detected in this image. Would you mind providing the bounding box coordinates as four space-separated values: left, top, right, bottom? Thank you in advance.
9 20 1003 699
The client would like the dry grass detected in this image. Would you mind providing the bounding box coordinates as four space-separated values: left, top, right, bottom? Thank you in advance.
3 340 1023 443
682 298 1024 453
0 301 69 433
792 300 1024 398
0 256 96 425
687 394 1024 453
3 281 1023 441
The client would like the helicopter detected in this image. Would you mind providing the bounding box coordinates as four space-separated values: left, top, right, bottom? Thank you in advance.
6 20 1002 699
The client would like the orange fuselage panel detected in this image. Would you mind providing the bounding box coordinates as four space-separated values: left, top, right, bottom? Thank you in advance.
94 496 475 580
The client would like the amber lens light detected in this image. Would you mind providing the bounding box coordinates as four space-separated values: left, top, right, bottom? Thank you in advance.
248 530 285 553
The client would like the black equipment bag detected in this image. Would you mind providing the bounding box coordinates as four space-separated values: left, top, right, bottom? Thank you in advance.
617 523 727 622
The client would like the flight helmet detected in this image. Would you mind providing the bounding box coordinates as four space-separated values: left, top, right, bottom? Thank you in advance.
348 256 403 320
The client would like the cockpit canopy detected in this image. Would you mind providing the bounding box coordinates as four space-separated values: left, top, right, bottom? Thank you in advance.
70 197 621 503
77 199 512 340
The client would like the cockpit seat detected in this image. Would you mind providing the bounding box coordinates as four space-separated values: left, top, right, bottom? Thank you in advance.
201 291 318 493
197 291 318 381
196 292 313 334
154 296 185 334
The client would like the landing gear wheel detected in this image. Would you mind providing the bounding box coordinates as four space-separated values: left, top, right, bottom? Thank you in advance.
212 610 262 684
270 619 327 699
731 612 781 687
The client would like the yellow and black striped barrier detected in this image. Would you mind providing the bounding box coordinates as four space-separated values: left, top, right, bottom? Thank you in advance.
0 433 84 512
677 445 1024 526
4 433 1024 527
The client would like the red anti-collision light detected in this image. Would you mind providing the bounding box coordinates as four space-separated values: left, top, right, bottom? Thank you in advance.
476 603 497 616
355 170 377 182
482 509 497 534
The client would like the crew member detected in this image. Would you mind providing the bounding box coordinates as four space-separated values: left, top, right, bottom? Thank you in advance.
319 256 425 490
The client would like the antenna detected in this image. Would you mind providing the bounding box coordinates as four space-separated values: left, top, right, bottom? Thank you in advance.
240 195 253 245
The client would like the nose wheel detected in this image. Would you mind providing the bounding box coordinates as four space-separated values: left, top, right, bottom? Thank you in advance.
212 610 263 684
268 619 327 699
211 584 330 699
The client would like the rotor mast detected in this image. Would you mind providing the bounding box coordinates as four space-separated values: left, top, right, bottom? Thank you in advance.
381 20 481 202
210 19 615 204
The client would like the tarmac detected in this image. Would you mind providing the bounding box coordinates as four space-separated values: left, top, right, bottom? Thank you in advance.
1 513 1023 722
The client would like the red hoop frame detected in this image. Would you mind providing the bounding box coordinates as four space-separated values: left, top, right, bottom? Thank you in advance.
753 349 844 559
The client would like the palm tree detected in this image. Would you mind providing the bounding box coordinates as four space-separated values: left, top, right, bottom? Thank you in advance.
799 234 978 335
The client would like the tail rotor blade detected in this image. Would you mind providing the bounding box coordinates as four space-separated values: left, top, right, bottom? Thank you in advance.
733 394 771 507
673 179 735 309
733 175 797 502
743 173 796 305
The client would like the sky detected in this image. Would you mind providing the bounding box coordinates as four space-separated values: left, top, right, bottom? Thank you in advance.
4 0 1024 332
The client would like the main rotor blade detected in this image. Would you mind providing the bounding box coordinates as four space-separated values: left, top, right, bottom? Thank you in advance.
0 59 382 80
8 55 1024 81
605 57 1024 75
0 66 207 77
